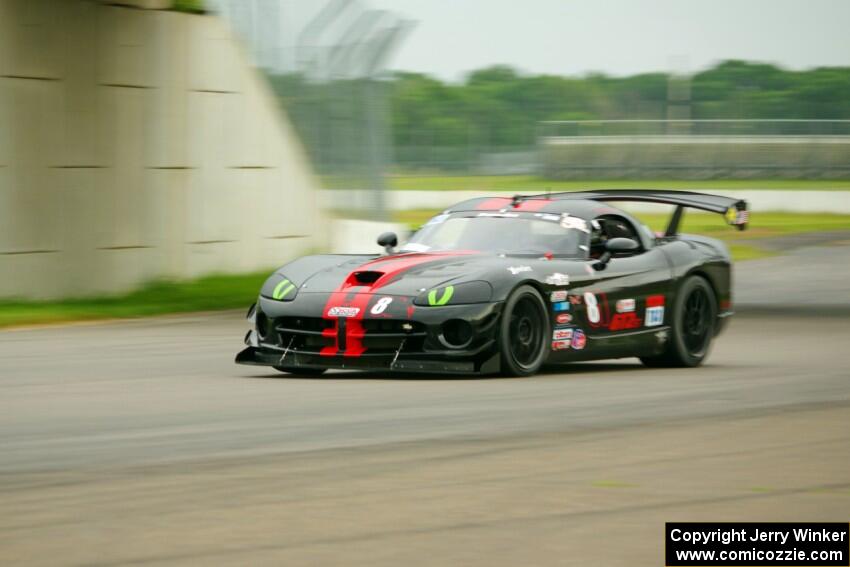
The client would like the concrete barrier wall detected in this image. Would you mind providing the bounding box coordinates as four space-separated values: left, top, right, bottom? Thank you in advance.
0 0 326 299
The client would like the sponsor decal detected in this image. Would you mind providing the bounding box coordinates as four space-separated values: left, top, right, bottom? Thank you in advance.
646 306 664 327
370 297 393 315
478 211 518 218
550 290 568 302
556 313 572 325
508 265 532 275
645 294 665 327
327 306 360 318
272 278 296 300
616 298 635 313
427 285 454 306
609 312 642 331
569 295 582 305
553 328 573 341
553 301 570 312
560 215 590 233
551 339 571 351
537 213 561 222
571 328 586 350
545 272 570 286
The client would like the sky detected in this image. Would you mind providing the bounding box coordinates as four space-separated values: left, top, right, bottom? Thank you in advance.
351 0 850 80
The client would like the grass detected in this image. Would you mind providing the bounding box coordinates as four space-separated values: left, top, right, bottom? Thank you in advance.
725 244 775 261
394 210 850 263
171 0 205 13
385 175 850 192
0 271 269 329
640 211 850 238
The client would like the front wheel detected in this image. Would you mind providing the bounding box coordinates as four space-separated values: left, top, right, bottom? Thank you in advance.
640 275 717 368
499 285 550 377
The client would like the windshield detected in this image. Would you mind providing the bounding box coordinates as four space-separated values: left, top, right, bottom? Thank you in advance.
400 212 588 258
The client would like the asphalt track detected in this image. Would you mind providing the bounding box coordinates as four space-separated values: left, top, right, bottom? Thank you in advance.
2 312 849 565
2 248 850 565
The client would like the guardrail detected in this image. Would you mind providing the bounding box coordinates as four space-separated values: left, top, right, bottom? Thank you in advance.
538 120 850 179
539 119 850 138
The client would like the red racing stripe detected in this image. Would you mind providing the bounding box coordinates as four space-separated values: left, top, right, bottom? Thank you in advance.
319 251 476 357
475 197 551 212
475 197 512 210
514 199 551 211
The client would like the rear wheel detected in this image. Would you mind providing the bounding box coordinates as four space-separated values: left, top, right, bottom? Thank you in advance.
640 276 717 368
273 366 327 376
500 285 549 377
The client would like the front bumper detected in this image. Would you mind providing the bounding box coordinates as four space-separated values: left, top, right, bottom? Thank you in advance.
235 343 500 374
235 295 504 375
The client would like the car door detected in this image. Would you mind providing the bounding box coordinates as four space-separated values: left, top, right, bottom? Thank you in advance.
571 217 673 357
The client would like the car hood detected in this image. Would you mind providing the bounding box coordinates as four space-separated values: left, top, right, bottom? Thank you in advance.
292 251 511 296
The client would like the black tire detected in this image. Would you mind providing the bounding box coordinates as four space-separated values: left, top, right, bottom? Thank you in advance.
499 285 550 377
640 275 717 368
273 366 327 376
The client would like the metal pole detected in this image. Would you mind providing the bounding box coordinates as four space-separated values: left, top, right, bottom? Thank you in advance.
358 21 414 220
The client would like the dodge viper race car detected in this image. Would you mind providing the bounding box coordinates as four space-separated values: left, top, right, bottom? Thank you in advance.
236 190 749 377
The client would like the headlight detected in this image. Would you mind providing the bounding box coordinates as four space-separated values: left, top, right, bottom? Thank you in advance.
260 273 298 301
414 281 492 306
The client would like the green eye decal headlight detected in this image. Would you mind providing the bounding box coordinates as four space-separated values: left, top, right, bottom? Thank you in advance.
260 273 298 301
414 281 492 306
428 286 454 306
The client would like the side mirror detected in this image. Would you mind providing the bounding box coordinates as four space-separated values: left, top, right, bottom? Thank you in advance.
377 232 398 254
605 237 639 253
593 238 639 271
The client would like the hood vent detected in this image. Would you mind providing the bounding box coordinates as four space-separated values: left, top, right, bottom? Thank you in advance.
349 271 383 286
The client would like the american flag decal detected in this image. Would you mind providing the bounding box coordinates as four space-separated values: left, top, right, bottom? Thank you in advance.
734 210 750 225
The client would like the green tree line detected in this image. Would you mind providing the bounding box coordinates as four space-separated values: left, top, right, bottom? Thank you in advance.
269 60 850 172
390 60 850 148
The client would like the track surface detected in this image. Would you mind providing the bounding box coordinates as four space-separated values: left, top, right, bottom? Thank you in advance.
2 310 849 565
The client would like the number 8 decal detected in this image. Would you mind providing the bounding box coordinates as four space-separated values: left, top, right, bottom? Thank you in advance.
583 291 609 327
584 292 600 323
371 296 393 315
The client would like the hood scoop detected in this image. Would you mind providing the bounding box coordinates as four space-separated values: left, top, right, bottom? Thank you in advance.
348 270 384 287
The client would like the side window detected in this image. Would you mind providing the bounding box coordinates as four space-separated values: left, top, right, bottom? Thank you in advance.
590 214 644 258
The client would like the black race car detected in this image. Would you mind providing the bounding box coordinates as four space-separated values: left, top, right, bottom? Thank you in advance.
236 190 749 377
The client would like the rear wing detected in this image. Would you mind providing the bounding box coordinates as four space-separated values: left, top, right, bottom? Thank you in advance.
514 189 749 235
